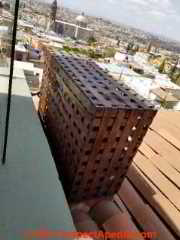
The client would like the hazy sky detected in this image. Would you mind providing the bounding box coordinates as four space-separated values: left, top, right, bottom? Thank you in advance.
46 0 180 41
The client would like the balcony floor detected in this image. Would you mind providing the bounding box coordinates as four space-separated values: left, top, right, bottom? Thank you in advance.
0 68 75 239
70 111 180 240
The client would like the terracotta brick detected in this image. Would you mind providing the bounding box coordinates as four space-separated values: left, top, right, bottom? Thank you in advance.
103 212 143 240
39 46 157 202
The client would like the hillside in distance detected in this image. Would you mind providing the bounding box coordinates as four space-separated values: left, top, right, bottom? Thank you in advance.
35 0 180 53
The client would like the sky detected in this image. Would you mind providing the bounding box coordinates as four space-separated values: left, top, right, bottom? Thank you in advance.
45 0 180 41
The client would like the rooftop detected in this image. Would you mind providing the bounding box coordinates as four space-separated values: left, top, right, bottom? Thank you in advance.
98 61 180 108
15 44 28 53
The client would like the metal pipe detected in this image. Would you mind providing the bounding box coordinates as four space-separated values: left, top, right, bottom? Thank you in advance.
2 0 20 165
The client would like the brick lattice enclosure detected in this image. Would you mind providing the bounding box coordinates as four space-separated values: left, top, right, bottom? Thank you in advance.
39 46 157 202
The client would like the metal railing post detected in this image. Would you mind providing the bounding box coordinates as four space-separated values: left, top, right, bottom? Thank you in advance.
2 0 20 165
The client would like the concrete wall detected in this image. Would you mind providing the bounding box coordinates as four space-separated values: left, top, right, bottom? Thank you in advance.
77 27 93 41
0 67 76 239
55 21 76 39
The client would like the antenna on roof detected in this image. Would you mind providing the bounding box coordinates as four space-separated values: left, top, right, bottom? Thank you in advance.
119 69 124 81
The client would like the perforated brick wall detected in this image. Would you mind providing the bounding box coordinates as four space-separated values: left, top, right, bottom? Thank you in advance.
39 46 157 202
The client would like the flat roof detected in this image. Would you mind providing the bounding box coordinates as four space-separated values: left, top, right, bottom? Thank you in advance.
15 44 28 53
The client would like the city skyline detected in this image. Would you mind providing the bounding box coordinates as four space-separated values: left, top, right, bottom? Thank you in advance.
44 0 180 42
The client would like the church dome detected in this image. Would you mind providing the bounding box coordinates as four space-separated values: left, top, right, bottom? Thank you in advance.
76 13 88 27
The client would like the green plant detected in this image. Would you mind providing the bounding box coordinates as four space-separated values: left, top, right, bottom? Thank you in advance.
63 46 71 52
104 48 116 58
160 98 167 108
87 49 100 59
127 42 134 52
88 36 97 46
159 58 166 73
169 59 178 79
147 42 152 53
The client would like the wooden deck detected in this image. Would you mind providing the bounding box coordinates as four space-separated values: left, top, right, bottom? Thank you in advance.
33 94 180 239
114 111 180 239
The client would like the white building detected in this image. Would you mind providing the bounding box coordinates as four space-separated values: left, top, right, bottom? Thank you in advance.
54 13 93 41
97 62 180 109
114 52 134 63
15 44 28 61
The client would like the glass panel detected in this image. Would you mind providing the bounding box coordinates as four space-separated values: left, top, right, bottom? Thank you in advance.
0 0 16 162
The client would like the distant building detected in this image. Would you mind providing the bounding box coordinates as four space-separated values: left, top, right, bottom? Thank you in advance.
54 13 93 41
18 20 34 33
15 44 28 61
0 24 12 55
76 12 88 28
114 51 133 63
147 42 160 54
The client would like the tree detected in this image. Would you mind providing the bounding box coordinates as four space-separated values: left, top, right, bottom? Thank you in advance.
51 0 57 23
116 36 120 47
127 42 134 52
87 36 97 46
104 48 116 58
159 58 166 74
147 42 152 53
176 73 180 85
169 59 178 79
169 64 176 79
87 49 101 59
134 45 139 52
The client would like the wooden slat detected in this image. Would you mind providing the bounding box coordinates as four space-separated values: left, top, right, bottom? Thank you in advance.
154 129 180 150
151 122 180 140
134 152 180 211
149 155 180 188
127 164 180 237
118 179 176 240
144 129 180 172
156 111 180 129
113 194 129 213
103 212 143 240
139 142 157 159
151 114 180 140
